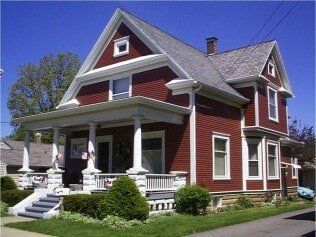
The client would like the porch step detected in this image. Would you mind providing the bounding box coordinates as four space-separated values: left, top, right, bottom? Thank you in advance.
17 193 61 219
18 211 44 219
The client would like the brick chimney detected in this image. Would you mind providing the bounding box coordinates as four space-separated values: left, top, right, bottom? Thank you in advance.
34 132 42 144
206 37 218 55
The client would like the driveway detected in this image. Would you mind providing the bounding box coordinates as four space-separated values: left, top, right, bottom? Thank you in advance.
189 207 315 237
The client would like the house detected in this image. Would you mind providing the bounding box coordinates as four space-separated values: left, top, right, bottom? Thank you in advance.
11 9 302 216
299 159 316 191
0 134 64 185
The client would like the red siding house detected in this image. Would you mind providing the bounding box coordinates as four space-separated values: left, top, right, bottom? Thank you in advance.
13 9 302 217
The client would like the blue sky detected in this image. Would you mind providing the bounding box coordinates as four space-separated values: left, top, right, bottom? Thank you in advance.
1 1 315 137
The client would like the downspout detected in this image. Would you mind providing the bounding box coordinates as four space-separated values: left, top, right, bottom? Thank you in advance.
189 81 202 184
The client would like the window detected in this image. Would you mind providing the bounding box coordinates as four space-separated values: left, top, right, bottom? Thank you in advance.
268 61 275 77
247 140 262 179
292 157 298 179
268 87 278 121
113 36 129 57
267 143 279 179
213 134 230 180
110 77 131 100
142 131 165 174
70 138 87 159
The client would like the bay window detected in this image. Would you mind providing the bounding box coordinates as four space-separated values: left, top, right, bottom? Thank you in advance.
247 140 262 179
267 143 279 179
213 134 230 180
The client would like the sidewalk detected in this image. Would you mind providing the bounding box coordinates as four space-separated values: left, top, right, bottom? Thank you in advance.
1 216 53 237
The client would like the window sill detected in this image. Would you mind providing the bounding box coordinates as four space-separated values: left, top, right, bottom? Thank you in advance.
268 118 279 123
292 177 298 179
267 177 279 180
246 177 263 181
113 51 129 58
213 176 231 181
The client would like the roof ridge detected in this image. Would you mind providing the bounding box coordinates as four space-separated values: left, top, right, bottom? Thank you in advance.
120 9 207 56
208 39 276 56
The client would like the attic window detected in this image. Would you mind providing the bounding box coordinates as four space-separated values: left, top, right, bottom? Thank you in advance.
268 61 275 77
113 36 130 57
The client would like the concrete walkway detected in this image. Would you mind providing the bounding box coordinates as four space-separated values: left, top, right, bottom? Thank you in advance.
189 207 315 237
1 216 53 237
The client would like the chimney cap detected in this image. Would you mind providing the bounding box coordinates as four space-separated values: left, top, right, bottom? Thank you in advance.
206 37 218 42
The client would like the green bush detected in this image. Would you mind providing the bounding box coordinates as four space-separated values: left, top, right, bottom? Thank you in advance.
1 190 33 207
98 176 149 220
175 185 211 215
63 194 106 218
0 201 9 216
235 196 254 209
1 176 17 191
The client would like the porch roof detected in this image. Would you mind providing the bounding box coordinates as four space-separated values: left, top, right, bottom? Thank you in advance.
13 96 191 130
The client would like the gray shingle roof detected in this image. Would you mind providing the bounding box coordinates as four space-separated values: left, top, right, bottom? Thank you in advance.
121 10 246 100
0 139 64 168
208 40 276 81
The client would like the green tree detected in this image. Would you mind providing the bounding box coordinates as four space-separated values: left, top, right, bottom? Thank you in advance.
289 118 315 163
7 52 80 142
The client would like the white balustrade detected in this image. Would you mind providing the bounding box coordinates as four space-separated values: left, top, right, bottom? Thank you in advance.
26 173 48 188
145 174 176 192
95 173 126 190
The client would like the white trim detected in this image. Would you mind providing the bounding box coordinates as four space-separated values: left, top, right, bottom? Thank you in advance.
254 84 259 126
70 138 87 159
242 126 288 137
245 139 263 180
95 135 113 173
291 157 298 179
142 130 165 174
267 141 279 179
189 91 197 184
268 61 276 77
262 137 267 191
267 86 279 122
212 134 231 180
109 75 132 101
113 36 130 57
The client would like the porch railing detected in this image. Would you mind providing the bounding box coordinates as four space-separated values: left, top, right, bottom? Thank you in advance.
145 174 176 192
26 173 48 188
95 173 126 190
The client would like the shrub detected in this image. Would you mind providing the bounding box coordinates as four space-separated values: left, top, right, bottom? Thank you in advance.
0 201 9 216
274 198 289 207
288 195 300 202
235 196 254 209
98 176 149 220
63 194 106 218
1 176 17 191
1 190 33 207
175 185 211 215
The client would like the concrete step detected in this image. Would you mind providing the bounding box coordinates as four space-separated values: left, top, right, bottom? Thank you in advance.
32 201 57 208
39 197 60 203
47 194 59 198
18 211 44 219
25 206 52 213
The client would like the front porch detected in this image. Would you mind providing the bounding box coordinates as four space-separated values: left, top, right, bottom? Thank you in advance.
14 97 190 195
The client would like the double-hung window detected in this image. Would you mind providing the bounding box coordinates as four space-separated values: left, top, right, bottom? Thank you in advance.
291 157 298 179
247 140 262 179
213 134 230 180
267 143 279 179
110 77 131 100
268 86 278 122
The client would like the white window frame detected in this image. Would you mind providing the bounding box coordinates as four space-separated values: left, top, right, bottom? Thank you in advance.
113 36 130 57
212 134 231 180
268 61 275 77
70 138 87 159
267 141 279 179
95 135 113 173
246 139 262 180
291 157 298 179
268 86 279 122
142 130 165 174
109 76 132 101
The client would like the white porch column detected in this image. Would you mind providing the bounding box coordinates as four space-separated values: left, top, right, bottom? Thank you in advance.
127 116 148 196
47 127 64 189
18 131 33 189
82 122 100 192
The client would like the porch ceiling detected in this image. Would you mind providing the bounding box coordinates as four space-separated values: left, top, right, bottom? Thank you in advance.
13 96 191 130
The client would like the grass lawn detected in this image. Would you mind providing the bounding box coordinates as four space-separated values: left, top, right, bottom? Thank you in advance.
5 202 314 237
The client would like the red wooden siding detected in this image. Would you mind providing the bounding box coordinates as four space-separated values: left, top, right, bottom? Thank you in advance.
132 66 189 107
262 57 282 87
76 81 109 106
195 94 242 192
247 181 263 190
237 87 255 126
94 23 153 69
281 146 298 187
258 84 288 134
64 120 190 185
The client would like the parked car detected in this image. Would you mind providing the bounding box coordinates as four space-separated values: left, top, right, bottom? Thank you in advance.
297 186 315 200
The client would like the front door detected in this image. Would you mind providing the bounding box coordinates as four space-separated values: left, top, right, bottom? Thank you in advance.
96 136 113 173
